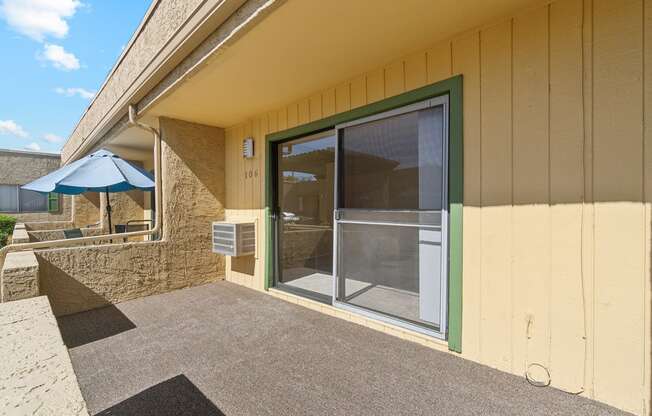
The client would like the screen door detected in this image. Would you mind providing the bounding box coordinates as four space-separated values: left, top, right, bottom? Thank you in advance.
333 96 449 336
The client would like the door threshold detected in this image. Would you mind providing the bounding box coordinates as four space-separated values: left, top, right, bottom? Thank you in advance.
273 282 332 305
333 301 446 340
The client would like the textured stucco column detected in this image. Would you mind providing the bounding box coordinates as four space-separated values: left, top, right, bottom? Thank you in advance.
0 296 88 415
1 250 39 302
36 117 226 316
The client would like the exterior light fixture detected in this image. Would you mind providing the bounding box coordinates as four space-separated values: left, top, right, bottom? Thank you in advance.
243 137 254 159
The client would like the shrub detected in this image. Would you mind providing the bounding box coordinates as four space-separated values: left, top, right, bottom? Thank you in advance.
0 214 16 248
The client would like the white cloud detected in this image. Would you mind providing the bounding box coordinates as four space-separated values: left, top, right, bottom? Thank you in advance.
54 86 94 99
0 120 28 138
0 0 82 42
40 43 79 71
43 133 63 143
24 142 41 151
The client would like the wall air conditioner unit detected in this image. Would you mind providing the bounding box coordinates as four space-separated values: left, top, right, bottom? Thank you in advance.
212 221 255 256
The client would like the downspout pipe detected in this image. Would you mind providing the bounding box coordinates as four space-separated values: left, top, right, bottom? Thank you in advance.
0 105 163 287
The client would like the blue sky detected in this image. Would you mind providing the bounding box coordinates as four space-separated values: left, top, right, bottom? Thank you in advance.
0 0 150 153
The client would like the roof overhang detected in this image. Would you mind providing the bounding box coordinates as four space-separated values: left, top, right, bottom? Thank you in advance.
66 0 548 163
61 0 259 163
144 0 547 128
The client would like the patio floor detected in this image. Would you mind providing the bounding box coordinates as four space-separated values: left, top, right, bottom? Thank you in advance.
58 281 630 416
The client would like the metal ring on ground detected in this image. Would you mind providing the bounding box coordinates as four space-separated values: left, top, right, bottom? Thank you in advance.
525 363 551 387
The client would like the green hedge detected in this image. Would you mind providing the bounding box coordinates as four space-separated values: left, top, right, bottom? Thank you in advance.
0 214 16 248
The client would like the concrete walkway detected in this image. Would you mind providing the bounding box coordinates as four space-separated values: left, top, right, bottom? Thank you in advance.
59 281 631 416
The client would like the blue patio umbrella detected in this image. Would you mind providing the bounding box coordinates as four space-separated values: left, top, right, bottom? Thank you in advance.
22 149 155 232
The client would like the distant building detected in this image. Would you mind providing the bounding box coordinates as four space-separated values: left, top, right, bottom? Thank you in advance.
0 148 70 222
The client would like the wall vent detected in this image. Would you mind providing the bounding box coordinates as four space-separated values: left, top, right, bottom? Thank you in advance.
212 222 255 256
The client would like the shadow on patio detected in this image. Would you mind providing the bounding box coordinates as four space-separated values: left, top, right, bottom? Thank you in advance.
58 304 136 348
65 281 632 416
95 375 225 416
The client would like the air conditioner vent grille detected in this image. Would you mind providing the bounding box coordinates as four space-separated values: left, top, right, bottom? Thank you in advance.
212 222 255 257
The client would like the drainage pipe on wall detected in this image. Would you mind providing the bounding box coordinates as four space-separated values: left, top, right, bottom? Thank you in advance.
0 104 163 279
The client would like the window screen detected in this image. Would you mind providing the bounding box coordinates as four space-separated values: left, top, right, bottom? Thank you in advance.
0 185 18 212
19 189 47 212
339 106 444 210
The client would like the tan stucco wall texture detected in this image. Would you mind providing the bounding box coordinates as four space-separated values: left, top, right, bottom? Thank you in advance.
1 250 39 302
28 227 106 243
36 118 226 317
73 193 101 228
0 296 88 415
98 181 148 236
0 150 72 222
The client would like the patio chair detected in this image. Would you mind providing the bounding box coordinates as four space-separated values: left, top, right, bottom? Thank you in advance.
115 220 152 242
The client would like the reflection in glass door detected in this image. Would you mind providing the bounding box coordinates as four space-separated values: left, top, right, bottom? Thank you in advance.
334 97 449 337
274 131 335 302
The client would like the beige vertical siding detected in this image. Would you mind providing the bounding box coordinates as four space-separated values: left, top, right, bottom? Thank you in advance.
223 0 651 413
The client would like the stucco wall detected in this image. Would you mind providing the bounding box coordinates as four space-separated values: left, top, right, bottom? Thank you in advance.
98 189 148 239
36 117 226 317
28 227 106 243
221 0 652 414
73 193 101 228
0 150 72 222
1 250 39 302
0 296 88 415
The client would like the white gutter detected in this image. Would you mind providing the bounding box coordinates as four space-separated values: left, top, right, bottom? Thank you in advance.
0 105 163 276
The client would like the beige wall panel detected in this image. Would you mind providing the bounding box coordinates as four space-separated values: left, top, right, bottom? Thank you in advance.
549 0 586 393
427 41 452 83
322 88 336 118
287 102 298 128
244 119 254 212
479 20 513 373
225 128 235 209
235 125 245 210
228 125 239 210
644 0 652 411
255 115 268 291
252 117 263 210
404 52 427 90
277 107 288 131
224 115 266 290
581 0 596 398
335 82 351 114
298 98 310 125
268 111 279 134
452 31 481 363
384 60 405 97
593 0 645 413
350 75 366 108
366 69 384 103
512 7 551 378
309 94 322 122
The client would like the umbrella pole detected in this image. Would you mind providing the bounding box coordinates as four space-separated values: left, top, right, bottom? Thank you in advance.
105 188 112 234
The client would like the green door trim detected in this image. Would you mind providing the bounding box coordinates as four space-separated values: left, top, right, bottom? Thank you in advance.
264 75 463 352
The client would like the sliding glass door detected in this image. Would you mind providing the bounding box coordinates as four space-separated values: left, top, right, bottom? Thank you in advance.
274 131 336 302
272 96 449 337
334 97 449 336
